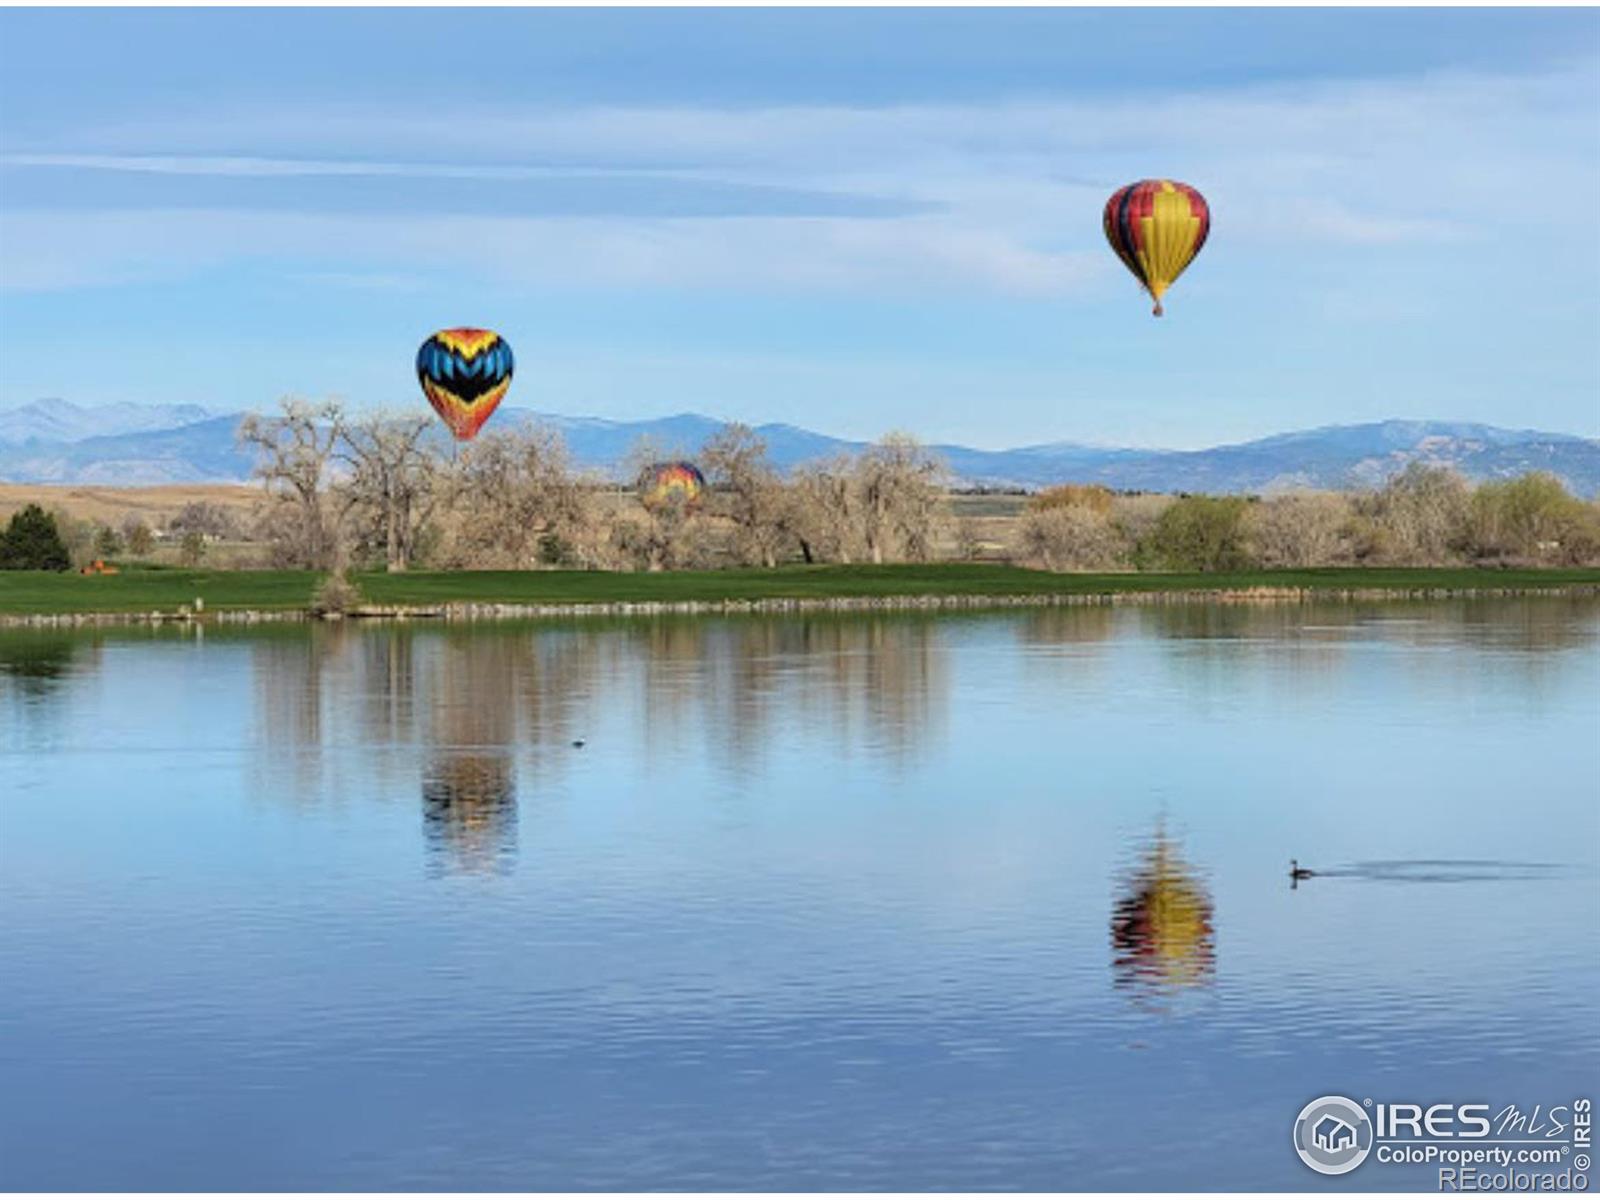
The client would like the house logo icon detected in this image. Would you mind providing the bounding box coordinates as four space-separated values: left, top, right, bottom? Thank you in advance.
1293 1096 1373 1175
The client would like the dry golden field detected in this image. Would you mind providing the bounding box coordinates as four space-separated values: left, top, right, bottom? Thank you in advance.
0 482 260 528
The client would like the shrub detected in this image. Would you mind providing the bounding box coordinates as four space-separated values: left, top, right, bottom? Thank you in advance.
179 530 207 568
310 569 362 617
1016 503 1128 571
121 516 155 557
1466 472 1600 565
1135 495 1254 572
95 526 123 559
0 504 71 571
1354 464 1470 565
1246 492 1355 568
1108 493 1172 551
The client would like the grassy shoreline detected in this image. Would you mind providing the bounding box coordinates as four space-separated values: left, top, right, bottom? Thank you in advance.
2 564 1598 620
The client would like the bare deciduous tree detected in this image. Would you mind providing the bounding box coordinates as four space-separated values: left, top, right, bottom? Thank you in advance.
785 436 949 565
1355 463 1471 565
854 433 949 564
433 425 602 569
1246 492 1355 568
238 398 345 569
700 423 796 567
335 410 438 572
1016 503 1128 571
168 501 239 540
791 454 863 564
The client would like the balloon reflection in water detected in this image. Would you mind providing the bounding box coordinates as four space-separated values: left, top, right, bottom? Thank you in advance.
1111 826 1215 998
422 754 517 875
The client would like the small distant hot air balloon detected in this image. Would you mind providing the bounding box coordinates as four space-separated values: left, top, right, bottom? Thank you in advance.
638 461 706 513
1103 180 1209 316
416 328 514 441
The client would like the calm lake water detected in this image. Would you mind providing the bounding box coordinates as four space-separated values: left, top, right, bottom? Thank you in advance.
2 598 1597 1190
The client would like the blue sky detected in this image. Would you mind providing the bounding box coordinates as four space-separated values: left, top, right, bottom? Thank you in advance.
0 8 1596 449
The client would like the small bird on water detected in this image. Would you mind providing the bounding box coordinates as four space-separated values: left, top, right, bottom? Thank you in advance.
1289 859 1315 881
572 739 586 749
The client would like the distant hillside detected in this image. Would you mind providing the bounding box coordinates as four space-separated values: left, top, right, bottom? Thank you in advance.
0 398 216 446
0 415 256 485
0 403 1595 495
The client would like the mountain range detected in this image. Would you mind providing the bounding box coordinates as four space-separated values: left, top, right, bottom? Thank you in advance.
1 399 1596 496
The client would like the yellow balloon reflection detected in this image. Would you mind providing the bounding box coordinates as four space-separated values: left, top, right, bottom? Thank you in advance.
1111 825 1215 998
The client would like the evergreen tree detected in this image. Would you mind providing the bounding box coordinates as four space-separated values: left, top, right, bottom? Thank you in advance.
0 504 72 571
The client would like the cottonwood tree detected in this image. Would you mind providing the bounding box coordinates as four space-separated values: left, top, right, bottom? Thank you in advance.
1016 503 1126 571
700 423 796 568
239 398 345 569
335 410 438 572
786 436 949 565
853 433 949 564
791 454 863 563
434 425 602 569
168 501 238 540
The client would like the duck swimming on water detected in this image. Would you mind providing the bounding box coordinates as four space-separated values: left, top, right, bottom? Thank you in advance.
1289 859 1315 881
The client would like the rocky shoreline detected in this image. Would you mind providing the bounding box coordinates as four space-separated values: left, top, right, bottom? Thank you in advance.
4 583 1597 629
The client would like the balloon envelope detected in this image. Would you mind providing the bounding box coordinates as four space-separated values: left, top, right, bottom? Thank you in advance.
416 328 514 441
1103 180 1209 316
638 461 706 512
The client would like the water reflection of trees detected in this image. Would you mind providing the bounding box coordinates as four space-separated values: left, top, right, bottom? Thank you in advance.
719 616 946 768
622 613 949 771
250 625 351 797
1017 605 1117 648
1111 824 1215 1003
1141 597 1599 654
240 599 1596 840
420 631 521 875
0 632 87 697
1139 597 1599 711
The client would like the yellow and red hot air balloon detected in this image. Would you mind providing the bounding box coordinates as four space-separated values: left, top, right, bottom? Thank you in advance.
416 327 514 441
638 461 706 513
1103 180 1209 316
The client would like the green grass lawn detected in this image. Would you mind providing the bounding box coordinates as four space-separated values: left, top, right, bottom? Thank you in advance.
3 563 1599 615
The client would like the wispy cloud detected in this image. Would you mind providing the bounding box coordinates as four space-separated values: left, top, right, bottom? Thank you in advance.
2 60 1594 294
0 153 720 179
0 209 1103 297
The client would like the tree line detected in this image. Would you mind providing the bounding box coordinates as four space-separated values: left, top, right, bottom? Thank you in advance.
1015 466 1600 571
3 397 1597 573
237 398 952 574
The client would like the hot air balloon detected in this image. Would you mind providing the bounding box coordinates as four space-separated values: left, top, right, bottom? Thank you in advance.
638 461 706 513
416 328 514 441
1103 180 1209 316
